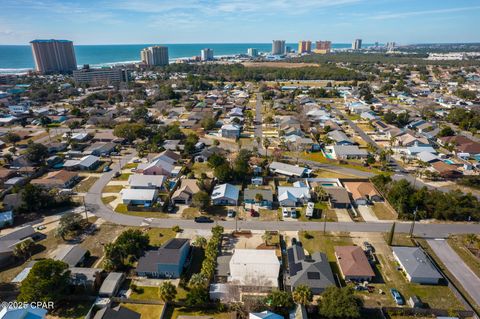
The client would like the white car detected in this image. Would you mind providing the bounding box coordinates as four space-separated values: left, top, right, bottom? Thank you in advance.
306 202 314 217
282 208 290 218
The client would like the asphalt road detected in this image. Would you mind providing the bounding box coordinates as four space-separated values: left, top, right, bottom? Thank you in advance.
427 239 480 307
85 154 480 237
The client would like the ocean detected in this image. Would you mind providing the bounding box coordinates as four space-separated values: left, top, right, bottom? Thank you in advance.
0 43 365 74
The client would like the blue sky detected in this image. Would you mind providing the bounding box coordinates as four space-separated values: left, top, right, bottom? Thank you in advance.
0 0 478 45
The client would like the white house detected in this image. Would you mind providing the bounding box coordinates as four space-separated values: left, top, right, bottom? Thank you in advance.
120 189 158 206
221 124 241 139
229 249 280 287
277 186 311 207
128 174 166 190
211 183 239 205
269 161 311 177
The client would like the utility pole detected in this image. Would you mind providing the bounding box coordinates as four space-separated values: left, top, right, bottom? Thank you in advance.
409 207 418 238
82 196 89 223
323 209 327 235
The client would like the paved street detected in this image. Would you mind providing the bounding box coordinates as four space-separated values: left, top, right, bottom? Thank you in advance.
427 239 480 307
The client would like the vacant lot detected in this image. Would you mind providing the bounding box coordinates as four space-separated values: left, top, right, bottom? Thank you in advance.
73 176 98 193
164 306 234 319
448 235 480 279
243 61 319 68
372 202 397 220
121 303 164 319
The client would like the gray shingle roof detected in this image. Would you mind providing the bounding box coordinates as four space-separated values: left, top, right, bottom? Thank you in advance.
392 247 442 280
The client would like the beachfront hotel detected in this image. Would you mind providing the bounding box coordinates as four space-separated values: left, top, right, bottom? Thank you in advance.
140 46 169 66
30 39 77 74
298 40 312 54
272 40 286 55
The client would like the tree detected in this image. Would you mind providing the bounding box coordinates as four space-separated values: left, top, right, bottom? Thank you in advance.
292 285 313 305
3 132 21 145
387 222 396 246
193 236 207 248
56 212 83 240
25 142 48 165
103 229 149 270
192 191 210 211
159 281 177 302
208 153 226 168
13 238 35 260
263 137 271 157
18 259 70 303
214 163 233 182
132 106 150 122
266 290 294 312
185 287 208 306
113 123 145 143
262 231 272 245
188 273 208 289
318 287 362 319
201 116 216 130
438 126 455 137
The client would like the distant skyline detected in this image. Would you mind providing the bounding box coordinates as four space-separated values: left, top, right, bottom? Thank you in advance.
0 0 478 45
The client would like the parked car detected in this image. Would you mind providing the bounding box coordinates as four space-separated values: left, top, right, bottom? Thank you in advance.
363 241 374 252
103 165 111 172
35 225 46 231
282 208 290 218
113 171 121 178
194 216 213 223
249 208 258 217
227 210 235 218
291 209 298 218
390 288 404 305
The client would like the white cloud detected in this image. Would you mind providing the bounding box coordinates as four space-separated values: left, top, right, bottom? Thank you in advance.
369 5 480 20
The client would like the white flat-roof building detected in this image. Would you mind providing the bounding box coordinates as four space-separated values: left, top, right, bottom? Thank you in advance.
229 249 280 287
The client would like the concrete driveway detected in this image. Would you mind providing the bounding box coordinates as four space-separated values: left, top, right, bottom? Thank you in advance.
427 239 480 307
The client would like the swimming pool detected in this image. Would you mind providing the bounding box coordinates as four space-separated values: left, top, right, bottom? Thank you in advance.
444 159 455 165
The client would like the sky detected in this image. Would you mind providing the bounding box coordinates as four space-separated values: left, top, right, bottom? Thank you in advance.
0 0 479 45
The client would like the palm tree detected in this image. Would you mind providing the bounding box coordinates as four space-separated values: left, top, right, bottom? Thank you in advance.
159 281 177 303
188 273 208 289
292 285 313 305
263 137 271 157
262 231 272 245
314 185 328 201
465 233 478 248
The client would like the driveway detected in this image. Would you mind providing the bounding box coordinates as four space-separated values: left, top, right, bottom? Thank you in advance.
427 239 480 307
357 206 379 222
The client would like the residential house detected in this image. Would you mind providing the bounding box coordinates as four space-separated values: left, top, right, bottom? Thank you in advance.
431 161 462 179
439 135 480 157
286 242 335 294
83 142 116 156
93 306 140 319
30 170 79 189
0 168 15 186
211 183 239 205
325 187 352 209
327 130 354 145
249 311 283 319
335 246 375 281
277 186 311 207
45 142 68 153
221 124 241 138
325 145 368 160
343 182 382 206
397 134 430 147
0 306 47 319
194 146 226 163
98 272 125 298
229 249 280 287
120 189 158 206
53 244 87 267
269 161 311 178
93 131 125 143
69 267 103 290
0 226 36 266
406 145 436 156
138 150 181 176
128 174 166 190
392 247 443 284
64 155 100 170
136 238 190 278
244 189 274 209
171 179 201 205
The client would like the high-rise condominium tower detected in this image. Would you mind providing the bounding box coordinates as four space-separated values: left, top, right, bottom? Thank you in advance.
272 40 286 55
352 39 362 50
298 41 312 54
140 46 169 66
201 48 214 61
30 39 77 74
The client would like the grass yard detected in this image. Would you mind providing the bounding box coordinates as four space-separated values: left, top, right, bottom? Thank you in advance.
145 228 177 247
298 202 336 222
164 306 234 319
102 185 124 193
101 196 117 204
447 235 480 279
371 202 397 220
129 286 160 300
182 207 200 219
123 162 139 169
113 173 132 181
299 231 353 285
115 204 171 218
191 162 213 178
121 304 164 319
48 300 93 319
314 169 357 179
73 176 99 193
258 209 281 221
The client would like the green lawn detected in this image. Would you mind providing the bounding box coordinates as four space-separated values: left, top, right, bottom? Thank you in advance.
103 185 124 193
164 306 234 319
73 176 99 193
146 228 177 247
182 207 200 219
129 286 160 300
101 195 117 204
191 162 213 178
371 202 397 220
113 173 132 181
123 162 139 169
121 304 164 319
447 235 480 279
51 300 93 319
298 202 335 222
115 204 170 218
